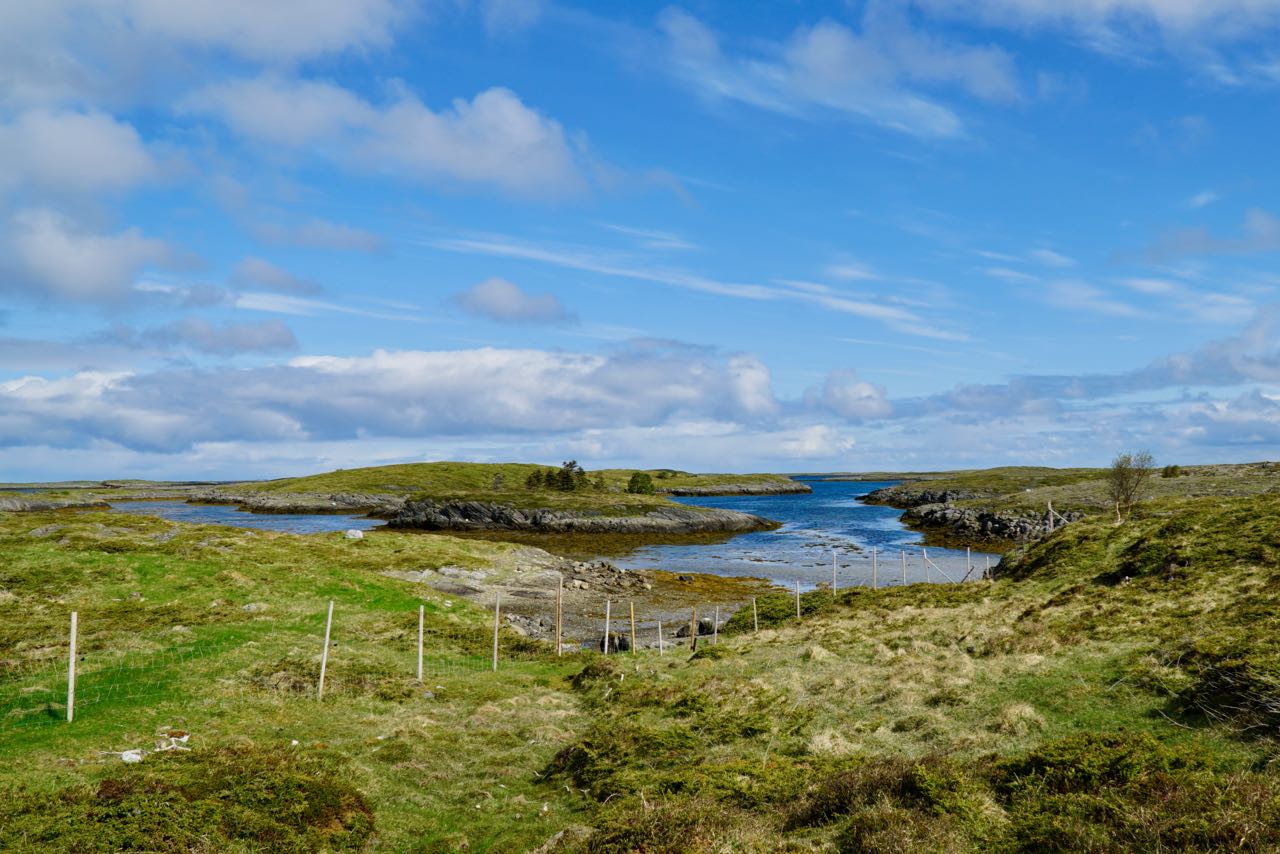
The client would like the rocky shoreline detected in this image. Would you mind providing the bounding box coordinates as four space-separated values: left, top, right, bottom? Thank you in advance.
388 499 773 534
863 485 1084 548
657 481 811 496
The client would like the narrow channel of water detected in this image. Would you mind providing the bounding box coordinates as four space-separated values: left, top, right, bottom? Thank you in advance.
613 478 999 590
108 500 382 535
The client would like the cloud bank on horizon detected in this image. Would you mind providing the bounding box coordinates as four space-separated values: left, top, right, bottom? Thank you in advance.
3 0 1280 480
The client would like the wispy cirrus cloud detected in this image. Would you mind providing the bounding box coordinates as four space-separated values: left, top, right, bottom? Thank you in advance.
426 231 967 340
656 2 1022 138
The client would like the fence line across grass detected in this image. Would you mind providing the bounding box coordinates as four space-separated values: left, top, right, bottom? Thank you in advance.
0 546 994 733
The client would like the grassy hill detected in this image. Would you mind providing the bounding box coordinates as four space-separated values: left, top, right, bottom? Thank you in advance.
843 461 1280 514
227 461 802 499
4 493 1280 849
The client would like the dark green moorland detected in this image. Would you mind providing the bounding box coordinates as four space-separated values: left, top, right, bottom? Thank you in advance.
3 484 1280 850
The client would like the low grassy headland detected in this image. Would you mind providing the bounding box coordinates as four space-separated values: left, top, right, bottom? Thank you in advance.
5 492 1280 849
851 461 1280 551
182 462 799 537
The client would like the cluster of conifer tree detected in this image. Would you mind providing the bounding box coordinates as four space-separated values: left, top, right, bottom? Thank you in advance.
524 460 604 492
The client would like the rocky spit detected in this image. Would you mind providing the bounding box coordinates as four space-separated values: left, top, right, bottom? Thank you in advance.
388 499 772 534
863 485 1084 545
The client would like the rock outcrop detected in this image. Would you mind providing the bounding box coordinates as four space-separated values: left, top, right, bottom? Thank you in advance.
0 495 109 512
188 489 405 515
388 499 773 534
901 503 1085 544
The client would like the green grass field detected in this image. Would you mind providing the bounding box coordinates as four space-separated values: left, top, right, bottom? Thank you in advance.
3 493 1280 850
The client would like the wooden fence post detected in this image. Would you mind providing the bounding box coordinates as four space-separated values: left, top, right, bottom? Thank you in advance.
872 547 878 589
690 608 698 652
923 547 931 583
604 599 611 656
492 593 501 672
555 575 563 657
752 597 758 633
417 604 424 682
318 600 334 700
713 606 719 645
67 611 77 723
901 549 907 585
795 580 801 619
832 551 838 597
658 620 665 655
629 601 637 655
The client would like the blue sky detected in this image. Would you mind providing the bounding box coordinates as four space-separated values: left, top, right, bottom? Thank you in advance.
4 0 1280 480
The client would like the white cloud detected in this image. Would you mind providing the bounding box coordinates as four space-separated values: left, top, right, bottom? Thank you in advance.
0 109 164 195
231 257 323 295
185 77 586 198
429 232 966 339
482 0 543 35
1150 207 1280 259
251 218 385 252
0 343 785 452
912 0 1280 42
0 1 412 114
1 208 173 303
141 317 298 355
118 0 409 63
1185 189 1221 209
657 4 1021 138
455 277 574 324
811 369 894 420
910 0 1280 82
1028 247 1076 268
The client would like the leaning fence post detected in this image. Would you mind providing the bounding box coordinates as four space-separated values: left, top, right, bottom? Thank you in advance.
492 593 501 672
690 608 698 652
603 599 611 655
629 601 637 656
417 604 424 682
752 597 758 633
318 600 334 700
923 548 932 583
713 606 719 645
67 611 77 723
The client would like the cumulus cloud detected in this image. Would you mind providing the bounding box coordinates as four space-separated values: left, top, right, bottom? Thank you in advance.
0 208 173 303
231 257 323 295
185 77 586 198
454 277 573 324
0 0 410 108
0 343 784 452
0 109 165 195
657 3 1021 138
811 370 894 420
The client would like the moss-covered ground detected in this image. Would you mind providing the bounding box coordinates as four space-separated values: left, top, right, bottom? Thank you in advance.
4 493 1280 850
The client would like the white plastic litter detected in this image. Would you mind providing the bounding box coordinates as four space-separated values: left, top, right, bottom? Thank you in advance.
344 529 364 540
